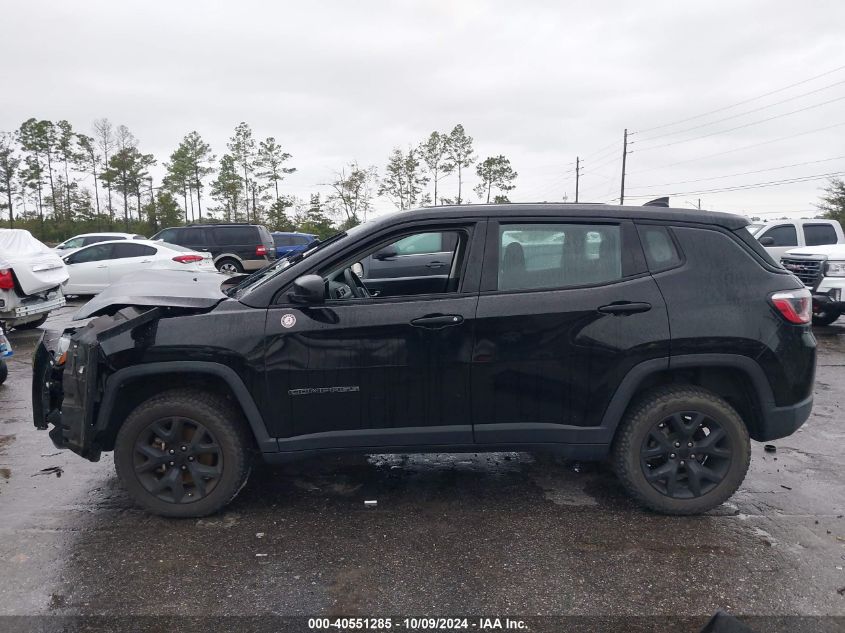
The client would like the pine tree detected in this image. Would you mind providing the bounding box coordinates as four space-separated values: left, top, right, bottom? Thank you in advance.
256 137 295 203
474 155 517 203
445 124 476 204
419 131 453 206
0 133 20 227
227 122 256 222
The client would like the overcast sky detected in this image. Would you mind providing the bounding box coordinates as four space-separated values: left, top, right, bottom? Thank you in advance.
2 0 844 219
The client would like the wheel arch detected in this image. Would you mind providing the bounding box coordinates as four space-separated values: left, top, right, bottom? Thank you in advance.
94 362 277 453
602 354 774 442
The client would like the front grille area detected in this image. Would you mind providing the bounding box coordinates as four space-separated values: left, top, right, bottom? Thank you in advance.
781 258 823 287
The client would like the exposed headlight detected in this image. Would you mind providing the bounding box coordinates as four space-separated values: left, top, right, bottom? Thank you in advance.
826 261 845 276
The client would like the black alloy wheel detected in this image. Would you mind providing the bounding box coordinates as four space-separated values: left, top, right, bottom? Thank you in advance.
640 411 732 499
133 416 223 504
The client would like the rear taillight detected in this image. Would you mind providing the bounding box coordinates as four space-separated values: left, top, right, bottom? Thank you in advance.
172 254 204 264
0 269 14 290
256 245 267 257
771 288 812 324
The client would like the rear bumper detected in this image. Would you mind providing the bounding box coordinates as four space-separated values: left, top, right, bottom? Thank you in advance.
757 393 813 442
0 294 65 322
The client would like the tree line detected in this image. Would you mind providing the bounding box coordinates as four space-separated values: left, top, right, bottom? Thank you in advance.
0 118 518 242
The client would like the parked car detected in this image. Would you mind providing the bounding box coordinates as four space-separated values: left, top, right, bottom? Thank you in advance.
62 240 216 295
748 219 844 260
272 232 318 259
151 223 276 274
780 243 845 325
54 232 147 255
33 203 815 518
0 229 67 330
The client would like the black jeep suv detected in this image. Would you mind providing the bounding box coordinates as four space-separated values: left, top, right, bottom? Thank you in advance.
33 203 816 517
151 223 276 274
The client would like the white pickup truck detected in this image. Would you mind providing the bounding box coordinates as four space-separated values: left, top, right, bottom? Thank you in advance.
781 242 845 325
749 219 844 260
0 229 68 329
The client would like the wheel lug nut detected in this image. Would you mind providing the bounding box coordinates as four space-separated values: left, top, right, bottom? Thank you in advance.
674 442 680 448
181 465 187 471
658 423 665 428
168 461 175 466
690 454 696 459
670 453 676 459
687 442 693 447
181 445 187 451
188 456 195 461
169 449 175 455
680 460 685 465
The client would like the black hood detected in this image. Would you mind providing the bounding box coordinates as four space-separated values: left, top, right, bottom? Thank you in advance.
73 270 229 319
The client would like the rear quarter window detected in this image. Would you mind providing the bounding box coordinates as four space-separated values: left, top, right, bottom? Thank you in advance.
215 226 258 244
637 225 682 272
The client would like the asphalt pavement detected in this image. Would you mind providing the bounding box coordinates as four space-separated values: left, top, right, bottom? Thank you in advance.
0 300 843 632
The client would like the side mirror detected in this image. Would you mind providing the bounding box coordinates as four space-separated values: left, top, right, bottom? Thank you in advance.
759 236 775 246
289 274 325 304
373 246 398 261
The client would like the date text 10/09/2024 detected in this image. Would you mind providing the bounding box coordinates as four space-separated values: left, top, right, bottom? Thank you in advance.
307 618 528 630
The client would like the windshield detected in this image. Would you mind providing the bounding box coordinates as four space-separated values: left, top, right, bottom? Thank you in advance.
228 230 351 298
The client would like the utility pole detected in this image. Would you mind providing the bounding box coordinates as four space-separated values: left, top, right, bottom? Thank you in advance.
620 128 628 205
575 156 580 203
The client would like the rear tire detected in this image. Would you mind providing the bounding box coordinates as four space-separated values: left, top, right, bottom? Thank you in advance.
13 314 49 330
812 307 841 326
216 258 243 275
613 385 750 515
114 389 253 518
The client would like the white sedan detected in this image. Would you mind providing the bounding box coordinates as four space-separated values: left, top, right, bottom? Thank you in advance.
62 239 216 295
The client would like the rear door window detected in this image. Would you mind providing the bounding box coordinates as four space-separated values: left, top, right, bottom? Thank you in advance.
497 223 622 291
112 243 156 258
179 228 210 247
803 223 838 246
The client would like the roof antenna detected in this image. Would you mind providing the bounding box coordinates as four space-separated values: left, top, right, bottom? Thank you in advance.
643 197 670 208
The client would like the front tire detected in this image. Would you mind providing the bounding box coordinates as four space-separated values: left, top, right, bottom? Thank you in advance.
114 389 253 518
613 385 750 515
812 306 841 326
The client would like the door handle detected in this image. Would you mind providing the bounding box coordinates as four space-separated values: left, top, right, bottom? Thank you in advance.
411 314 463 329
597 302 652 315
141 259 153 263
96 264 107 268
426 261 447 269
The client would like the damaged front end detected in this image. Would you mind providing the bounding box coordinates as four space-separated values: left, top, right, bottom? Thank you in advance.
32 307 162 462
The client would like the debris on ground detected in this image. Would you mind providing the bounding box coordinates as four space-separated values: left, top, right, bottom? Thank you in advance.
780 485 792 490
364 500 377 507
31 466 63 478
764 444 777 453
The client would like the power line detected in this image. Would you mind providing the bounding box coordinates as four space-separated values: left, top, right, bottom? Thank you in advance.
626 155 845 192
633 64 845 135
624 171 844 199
635 78 845 143
628 120 845 176
632 94 845 153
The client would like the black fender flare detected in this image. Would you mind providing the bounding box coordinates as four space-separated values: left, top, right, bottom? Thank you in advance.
599 353 776 438
95 361 278 453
